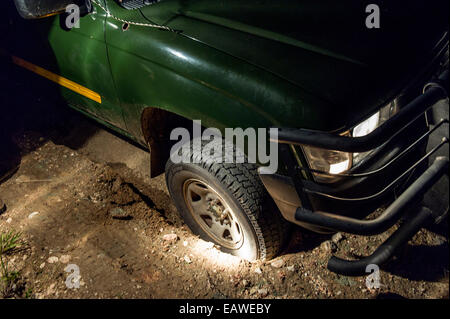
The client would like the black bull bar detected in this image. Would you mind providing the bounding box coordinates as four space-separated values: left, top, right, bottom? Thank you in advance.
260 70 449 276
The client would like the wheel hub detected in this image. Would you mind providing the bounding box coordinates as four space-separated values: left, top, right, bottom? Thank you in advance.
183 179 244 249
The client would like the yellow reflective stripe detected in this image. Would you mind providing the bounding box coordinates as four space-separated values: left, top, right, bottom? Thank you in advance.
12 56 102 104
36 10 65 19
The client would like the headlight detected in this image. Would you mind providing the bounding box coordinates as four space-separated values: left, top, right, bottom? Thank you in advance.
352 112 380 137
302 145 352 182
352 102 399 165
302 101 399 183
302 130 352 183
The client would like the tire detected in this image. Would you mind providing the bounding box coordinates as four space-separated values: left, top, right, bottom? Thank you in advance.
165 137 288 261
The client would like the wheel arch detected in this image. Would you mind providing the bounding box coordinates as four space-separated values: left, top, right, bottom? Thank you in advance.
140 106 194 177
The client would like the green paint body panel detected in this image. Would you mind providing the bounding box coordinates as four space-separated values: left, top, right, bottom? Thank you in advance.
48 7 127 131
1 0 448 147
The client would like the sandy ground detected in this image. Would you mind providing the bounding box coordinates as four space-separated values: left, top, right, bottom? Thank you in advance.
0 63 448 299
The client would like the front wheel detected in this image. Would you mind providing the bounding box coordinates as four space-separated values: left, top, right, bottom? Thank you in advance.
165 138 287 261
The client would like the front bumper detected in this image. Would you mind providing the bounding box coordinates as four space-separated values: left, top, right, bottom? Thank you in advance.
259 70 449 276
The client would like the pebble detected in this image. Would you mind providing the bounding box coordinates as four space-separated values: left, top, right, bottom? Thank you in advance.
28 212 40 219
60 255 71 263
163 233 179 242
184 256 192 264
6 217 12 223
183 241 188 247
110 207 131 219
47 256 59 264
331 232 344 243
39 262 46 269
287 265 296 272
258 288 268 297
270 259 285 268
254 267 263 274
46 283 56 295
320 240 336 252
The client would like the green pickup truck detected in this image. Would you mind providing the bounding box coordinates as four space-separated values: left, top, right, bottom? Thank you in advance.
2 0 449 275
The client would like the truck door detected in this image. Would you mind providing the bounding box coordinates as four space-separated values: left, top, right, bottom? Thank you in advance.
1 0 126 131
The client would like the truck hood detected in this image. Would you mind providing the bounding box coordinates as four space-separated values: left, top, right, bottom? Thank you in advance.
141 0 448 129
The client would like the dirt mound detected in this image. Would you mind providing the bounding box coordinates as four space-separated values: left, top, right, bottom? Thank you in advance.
0 137 448 299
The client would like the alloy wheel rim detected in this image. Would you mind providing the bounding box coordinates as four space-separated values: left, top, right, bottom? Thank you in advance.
182 178 244 249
